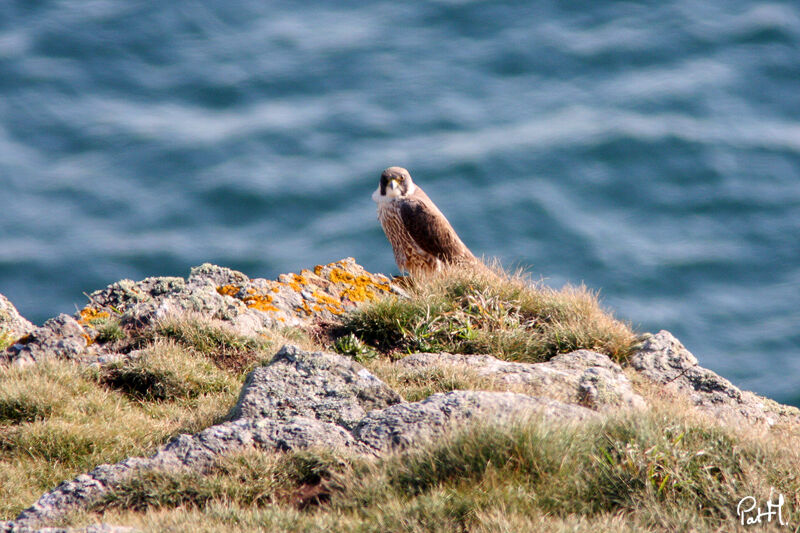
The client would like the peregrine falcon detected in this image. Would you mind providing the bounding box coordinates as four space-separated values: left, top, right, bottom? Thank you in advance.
372 166 477 275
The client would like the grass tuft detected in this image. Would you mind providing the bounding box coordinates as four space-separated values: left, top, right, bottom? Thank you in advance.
0 314 300 519
98 340 240 401
340 264 636 362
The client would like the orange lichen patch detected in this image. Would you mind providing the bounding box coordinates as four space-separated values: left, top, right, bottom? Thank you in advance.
242 289 279 313
216 285 241 298
297 301 313 315
328 267 356 284
78 307 110 325
217 284 278 312
312 291 343 308
82 333 95 346
311 291 344 315
323 268 393 304
272 287 280 293
327 268 392 293
313 265 324 276
287 274 308 292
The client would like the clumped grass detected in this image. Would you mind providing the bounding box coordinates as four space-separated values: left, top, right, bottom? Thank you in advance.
133 316 274 373
0 358 238 518
98 340 240 401
69 405 800 532
339 264 636 363
95 448 348 513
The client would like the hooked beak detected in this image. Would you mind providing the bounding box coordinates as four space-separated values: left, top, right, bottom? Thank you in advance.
388 179 399 191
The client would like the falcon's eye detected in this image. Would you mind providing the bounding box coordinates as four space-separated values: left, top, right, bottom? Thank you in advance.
398 176 405 181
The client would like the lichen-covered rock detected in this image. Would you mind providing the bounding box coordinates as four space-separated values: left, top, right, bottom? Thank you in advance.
354 390 596 451
80 258 403 337
230 345 403 428
0 294 35 347
396 350 645 410
1 314 90 367
631 330 800 426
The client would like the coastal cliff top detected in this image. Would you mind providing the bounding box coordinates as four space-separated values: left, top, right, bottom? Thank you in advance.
1 259 798 532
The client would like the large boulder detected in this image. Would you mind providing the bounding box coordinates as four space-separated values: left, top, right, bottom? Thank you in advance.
1 314 90 367
396 350 644 410
230 344 404 429
631 331 800 426
354 390 597 452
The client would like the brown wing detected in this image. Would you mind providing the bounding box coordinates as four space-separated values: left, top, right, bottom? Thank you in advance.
399 191 473 262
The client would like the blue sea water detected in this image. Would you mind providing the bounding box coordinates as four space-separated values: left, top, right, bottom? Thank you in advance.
0 1 798 404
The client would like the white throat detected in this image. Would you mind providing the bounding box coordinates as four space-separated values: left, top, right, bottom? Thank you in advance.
372 182 416 204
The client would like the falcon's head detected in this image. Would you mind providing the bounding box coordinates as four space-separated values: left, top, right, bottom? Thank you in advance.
374 166 416 202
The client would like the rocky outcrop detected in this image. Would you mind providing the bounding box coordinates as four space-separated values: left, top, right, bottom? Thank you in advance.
85 259 401 333
396 350 644 410
12 345 593 527
631 330 800 426
0 294 35 345
1 259 402 366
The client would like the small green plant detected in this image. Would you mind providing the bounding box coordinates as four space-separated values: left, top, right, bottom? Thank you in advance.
333 333 379 363
94 318 126 344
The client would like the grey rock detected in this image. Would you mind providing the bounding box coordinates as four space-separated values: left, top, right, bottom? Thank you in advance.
230 345 403 428
1 314 90 367
0 294 35 345
632 330 800 426
353 390 597 452
396 350 644 410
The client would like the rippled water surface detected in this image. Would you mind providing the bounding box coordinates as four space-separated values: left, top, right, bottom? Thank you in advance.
1 1 798 404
